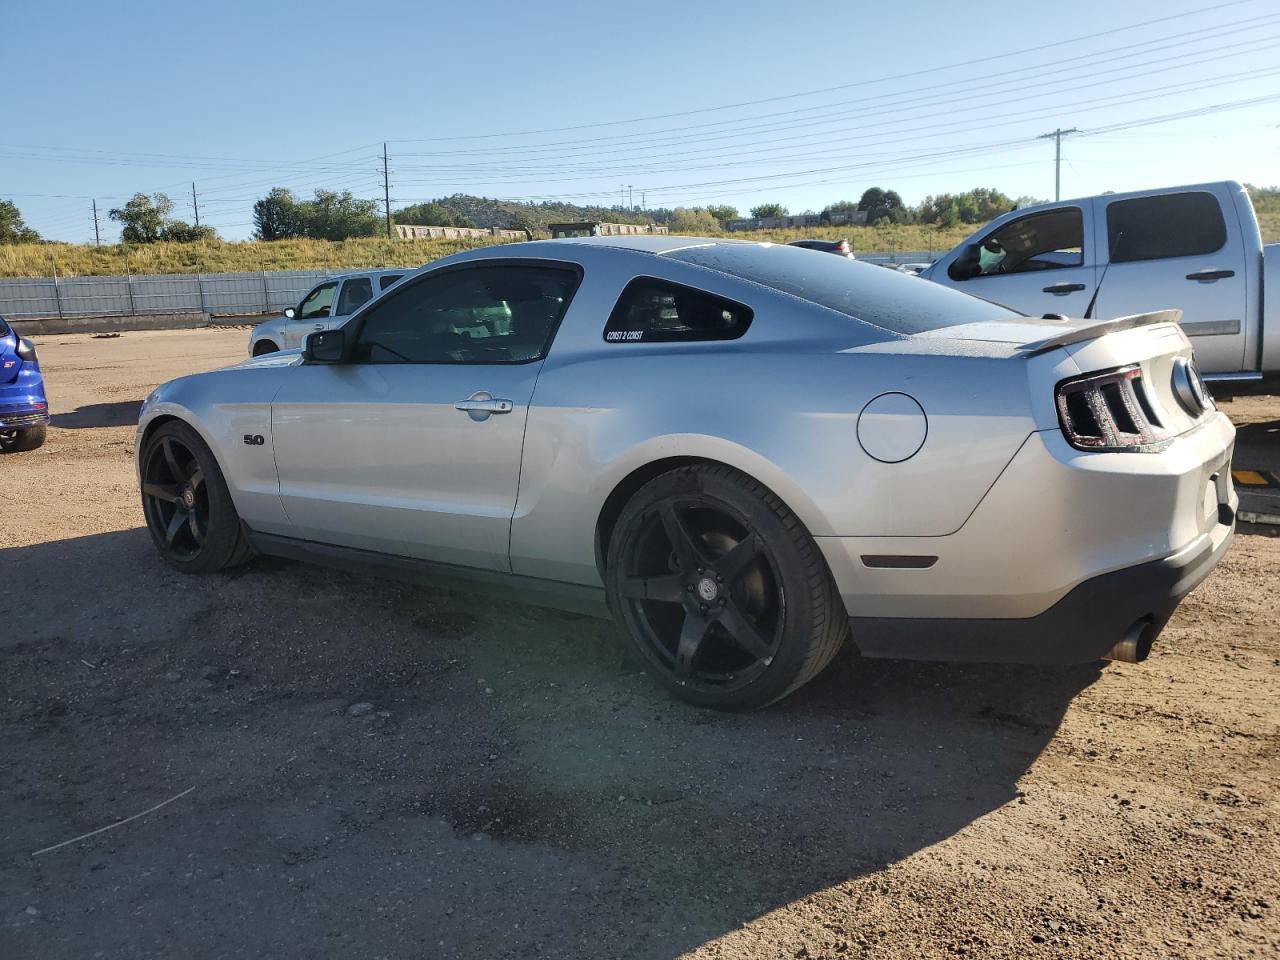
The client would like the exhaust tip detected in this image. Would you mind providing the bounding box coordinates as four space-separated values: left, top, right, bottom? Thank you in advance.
1103 618 1156 664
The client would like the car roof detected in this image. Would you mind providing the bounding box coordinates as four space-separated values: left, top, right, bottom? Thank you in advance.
542 234 747 255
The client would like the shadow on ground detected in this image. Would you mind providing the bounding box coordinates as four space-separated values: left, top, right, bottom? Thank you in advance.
50 400 140 429
0 529 1098 959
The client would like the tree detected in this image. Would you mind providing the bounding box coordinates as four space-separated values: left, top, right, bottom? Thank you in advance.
669 207 721 234
750 202 788 219
393 201 475 228
857 187 912 224
917 188 1014 226
705 204 738 222
160 221 217 242
107 192 215 243
253 188 302 240
821 200 859 224
0 200 40 243
300 190 382 240
251 188 382 240
109 193 172 243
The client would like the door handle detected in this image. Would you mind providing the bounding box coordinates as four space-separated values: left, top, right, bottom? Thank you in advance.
313 323 325 329
1185 269 1234 282
1043 282 1086 294
454 391 514 421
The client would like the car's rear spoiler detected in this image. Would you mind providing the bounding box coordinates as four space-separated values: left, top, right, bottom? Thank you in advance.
1018 309 1183 356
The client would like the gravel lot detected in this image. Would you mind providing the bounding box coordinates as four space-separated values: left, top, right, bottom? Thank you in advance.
2 328 1277 960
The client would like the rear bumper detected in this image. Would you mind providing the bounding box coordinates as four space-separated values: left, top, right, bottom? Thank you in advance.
848 519 1233 663
0 406 49 429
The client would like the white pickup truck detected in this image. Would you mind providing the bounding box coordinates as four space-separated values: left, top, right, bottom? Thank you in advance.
249 269 407 356
921 181 1278 394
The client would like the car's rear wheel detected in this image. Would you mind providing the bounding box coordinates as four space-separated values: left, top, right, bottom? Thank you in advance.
140 420 252 574
0 425 46 452
605 464 847 710
252 340 279 356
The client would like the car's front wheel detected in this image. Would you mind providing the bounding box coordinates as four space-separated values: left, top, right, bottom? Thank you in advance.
140 420 253 573
606 464 848 710
0 425 47 452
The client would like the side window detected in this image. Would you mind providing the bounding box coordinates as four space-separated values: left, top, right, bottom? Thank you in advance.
298 282 337 320
353 264 579 364
953 208 1084 280
336 277 373 315
603 278 752 343
379 274 404 291
1106 192 1226 263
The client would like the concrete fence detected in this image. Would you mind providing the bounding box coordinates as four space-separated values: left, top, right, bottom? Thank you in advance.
0 269 339 320
0 251 938 322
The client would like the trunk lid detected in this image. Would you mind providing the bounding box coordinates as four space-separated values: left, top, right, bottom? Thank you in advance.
919 310 1213 440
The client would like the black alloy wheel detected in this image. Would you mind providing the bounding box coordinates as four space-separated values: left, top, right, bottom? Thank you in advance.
140 421 252 573
141 434 209 561
607 464 847 710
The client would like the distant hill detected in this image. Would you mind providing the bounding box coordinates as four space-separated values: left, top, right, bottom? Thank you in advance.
394 194 659 230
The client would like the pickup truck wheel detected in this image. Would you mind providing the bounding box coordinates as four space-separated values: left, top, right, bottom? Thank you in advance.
606 464 847 710
0 425 47 452
252 340 279 356
140 421 253 574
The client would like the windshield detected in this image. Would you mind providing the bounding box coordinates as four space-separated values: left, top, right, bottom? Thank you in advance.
665 242 1022 335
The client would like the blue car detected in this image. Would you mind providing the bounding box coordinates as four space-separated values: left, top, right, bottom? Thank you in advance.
0 314 49 452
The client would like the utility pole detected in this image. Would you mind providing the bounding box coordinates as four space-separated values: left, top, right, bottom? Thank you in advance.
191 182 201 226
383 143 392 238
92 199 101 246
628 185 634 210
1037 127 1079 201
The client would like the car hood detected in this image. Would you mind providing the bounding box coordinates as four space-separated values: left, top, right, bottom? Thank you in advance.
235 348 304 370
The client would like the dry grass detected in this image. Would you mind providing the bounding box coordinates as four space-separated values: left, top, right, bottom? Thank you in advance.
1 215 1275 279
0 236 522 279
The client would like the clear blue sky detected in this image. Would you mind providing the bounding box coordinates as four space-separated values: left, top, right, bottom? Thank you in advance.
5 0 1279 242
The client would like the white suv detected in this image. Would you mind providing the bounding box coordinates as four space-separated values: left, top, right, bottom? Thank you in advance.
249 269 408 355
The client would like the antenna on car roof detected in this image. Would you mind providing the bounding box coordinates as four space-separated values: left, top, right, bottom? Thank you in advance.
1082 229 1123 320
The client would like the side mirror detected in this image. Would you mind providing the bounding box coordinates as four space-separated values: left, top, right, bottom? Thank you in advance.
284 307 296 319
303 329 345 363
947 243 982 281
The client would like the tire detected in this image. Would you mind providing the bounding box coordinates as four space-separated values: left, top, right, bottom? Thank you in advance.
0 425 47 452
605 464 847 710
252 340 279 356
139 420 253 574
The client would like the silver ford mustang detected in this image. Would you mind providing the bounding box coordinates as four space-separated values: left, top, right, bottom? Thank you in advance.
136 236 1237 709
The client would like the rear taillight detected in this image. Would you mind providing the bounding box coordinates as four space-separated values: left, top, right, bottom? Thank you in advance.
835 239 850 254
1056 365 1169 452
16 338 37 363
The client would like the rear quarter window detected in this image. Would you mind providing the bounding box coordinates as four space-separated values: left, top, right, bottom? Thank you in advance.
666 243 1021 334
1106 192 1226 263
604 278 752 343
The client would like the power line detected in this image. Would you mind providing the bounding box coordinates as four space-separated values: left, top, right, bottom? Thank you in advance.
388 12 1280 161
389 0 1266 143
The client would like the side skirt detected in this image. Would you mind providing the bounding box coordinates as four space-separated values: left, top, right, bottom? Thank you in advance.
247 531 611 619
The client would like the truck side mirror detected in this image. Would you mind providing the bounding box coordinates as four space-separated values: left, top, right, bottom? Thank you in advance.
947 243 982 282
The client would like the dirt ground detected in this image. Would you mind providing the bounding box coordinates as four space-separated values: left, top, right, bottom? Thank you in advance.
1 328 1277 960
